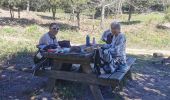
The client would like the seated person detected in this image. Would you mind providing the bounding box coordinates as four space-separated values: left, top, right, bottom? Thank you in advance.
35 23 72 71
100 22 127 73
39 23 60 48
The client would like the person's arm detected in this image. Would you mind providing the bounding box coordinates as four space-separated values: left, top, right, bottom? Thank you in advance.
39 35 49 46
101 30 110 42
109 34 126 55
101 33 107 42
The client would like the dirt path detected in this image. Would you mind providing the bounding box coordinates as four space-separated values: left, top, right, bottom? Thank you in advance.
127 48 170 56
120 54 170 100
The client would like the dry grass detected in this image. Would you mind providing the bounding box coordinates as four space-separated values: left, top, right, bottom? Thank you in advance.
0 9 169 62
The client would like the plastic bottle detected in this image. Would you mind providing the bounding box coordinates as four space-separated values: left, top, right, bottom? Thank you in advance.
86 35 90 46
92 37 96 45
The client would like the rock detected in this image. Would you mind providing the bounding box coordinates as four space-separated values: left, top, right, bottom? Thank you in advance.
153 53 164 58
162 57 170 65
157 23 170 29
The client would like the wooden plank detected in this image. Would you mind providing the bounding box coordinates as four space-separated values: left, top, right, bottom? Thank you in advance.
36 70 117 86
126 57 136 67
52 59 91 64
98 74 112 79
81 64 104 100
99 57 136 81
45 62 62 92
98 65 130 81
108 57 136 81
43 52 93 61
89 85 104 100
109 72 127 81
126 70 132 80
42 52 93 64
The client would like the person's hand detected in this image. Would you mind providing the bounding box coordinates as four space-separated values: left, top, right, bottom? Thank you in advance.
101 44 111 49
57 45 61 49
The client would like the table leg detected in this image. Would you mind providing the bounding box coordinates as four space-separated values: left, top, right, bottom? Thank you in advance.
45 61 62 92
89 85 104 100
82 64 104 100
127 69 133 81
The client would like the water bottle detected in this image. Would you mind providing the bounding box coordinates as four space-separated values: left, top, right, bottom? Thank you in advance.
92 37 96 45
86 35 90 46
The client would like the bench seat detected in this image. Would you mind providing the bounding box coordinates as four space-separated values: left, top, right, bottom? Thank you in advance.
98 57 136 82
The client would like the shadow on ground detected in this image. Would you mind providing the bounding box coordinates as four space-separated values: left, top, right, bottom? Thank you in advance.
0 17 78 31
120 20 141 25
1 51 34 72
0 17 37 27
40 22 78 31
1 52 170 100
0 70 47 100
37 14 61 20
121 54 170 100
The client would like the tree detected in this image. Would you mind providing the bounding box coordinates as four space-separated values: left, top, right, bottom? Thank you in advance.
26 0 30 12
128 0 133 22
8 0 15 19
48 0 60 20
29 0 49 12
61 0 89 29
15 0 23 19
97 0 118 29
0 0 24 19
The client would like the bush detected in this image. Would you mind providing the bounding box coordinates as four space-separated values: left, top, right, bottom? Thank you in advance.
164 7 170 22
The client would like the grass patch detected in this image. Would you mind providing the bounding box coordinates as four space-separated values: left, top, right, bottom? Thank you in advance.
0 12 169 62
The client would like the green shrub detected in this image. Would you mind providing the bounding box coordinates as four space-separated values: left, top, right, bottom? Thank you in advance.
164 13 170 22
2 27 17 34
164 7 170 22
26 24 38 33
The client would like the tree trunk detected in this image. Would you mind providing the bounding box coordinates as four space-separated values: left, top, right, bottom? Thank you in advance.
118 0 123 15
18 7 20 19
26 0 30 12
76 12 80 29
128 4 133 22
70 8 75 21
9 5 14 20
92 14 95 31
100 5 105 29
72 8 75 21
48 7 51 12
52 11 56 20
52 6 56 20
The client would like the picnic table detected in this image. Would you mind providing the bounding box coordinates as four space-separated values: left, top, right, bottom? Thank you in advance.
35 45 136 100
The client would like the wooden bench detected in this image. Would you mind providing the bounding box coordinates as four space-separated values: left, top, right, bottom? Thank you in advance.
36 52 136 100
99 57 136 90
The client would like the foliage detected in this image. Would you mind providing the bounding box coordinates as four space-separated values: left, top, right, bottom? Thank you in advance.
164 7 170 22
29 0 50 11
61 0 89 13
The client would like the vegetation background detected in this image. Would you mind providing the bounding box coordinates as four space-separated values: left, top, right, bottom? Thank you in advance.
0 0 170 100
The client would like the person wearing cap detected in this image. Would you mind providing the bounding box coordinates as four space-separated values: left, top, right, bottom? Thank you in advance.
39 23 60 47
101 22 127 72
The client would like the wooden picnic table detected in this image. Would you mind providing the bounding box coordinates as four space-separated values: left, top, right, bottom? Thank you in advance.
35 46 136 100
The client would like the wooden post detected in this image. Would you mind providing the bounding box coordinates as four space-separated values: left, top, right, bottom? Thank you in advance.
82 64 104 100
45 60 62 92
126 69 133 80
